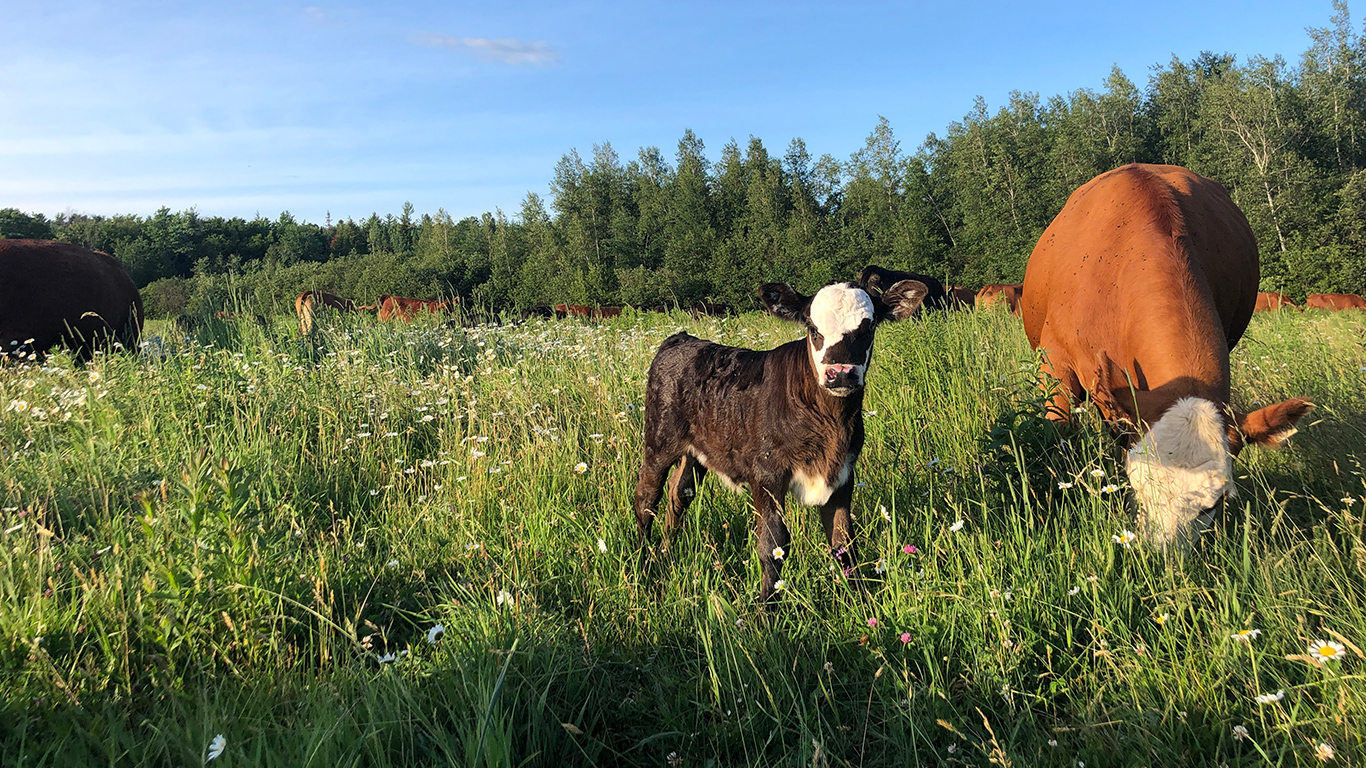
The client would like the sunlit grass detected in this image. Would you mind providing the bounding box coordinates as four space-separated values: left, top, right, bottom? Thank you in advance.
1 306 1363 766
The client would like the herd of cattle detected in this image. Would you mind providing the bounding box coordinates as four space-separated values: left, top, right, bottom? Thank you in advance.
2 163 1364 605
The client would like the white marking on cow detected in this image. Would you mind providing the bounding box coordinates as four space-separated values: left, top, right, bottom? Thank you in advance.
790 457 853 507
807 284 874 393
692 450 746 492
1124 397 1233 549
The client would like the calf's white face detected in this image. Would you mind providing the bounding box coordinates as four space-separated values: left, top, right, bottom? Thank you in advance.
807 284 876 396
1125 397 1233 550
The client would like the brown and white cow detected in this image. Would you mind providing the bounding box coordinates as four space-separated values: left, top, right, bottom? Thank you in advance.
377 295 457 322
633 279 928 603
977 283 1023 314
1306 293 1366 310
1023 164 1313 549
1254 292 1298 312
295 291 358 334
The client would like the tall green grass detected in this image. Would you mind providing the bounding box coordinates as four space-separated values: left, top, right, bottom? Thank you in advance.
1 306 1363 766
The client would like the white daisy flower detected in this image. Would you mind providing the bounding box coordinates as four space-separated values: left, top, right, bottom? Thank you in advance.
496 590 513 607
1316 742 1335 761
1254 690 1284 704
1307 639 1346 662
1057 481 1073 489
1232 724 1249 741
1100 484 1120 494
206 734 227 761
597 538 607 553
949 519 965 532
1068 586 1081 596
1230 628 1261 642
771 546 785 560
574 462 588 474
1112 530 1137 546
774 580 785 592
426 624 445 644
1090 468 1105 477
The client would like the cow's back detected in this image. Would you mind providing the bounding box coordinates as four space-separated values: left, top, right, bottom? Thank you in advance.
1307 293 1366 310
1024 164 1257 400
0 239 143 360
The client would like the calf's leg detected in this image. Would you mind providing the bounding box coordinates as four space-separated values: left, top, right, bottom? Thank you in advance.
819 478 864 596
633 451 675 562
754 483 792 606
662 454 706 548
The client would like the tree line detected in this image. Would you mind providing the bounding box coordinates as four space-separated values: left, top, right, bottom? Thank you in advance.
4 2 1366 318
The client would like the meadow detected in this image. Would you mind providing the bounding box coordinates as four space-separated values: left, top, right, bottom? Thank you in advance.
1 304 1363 767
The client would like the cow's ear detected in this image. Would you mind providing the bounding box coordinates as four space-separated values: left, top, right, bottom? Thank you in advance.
759 283 809 321
876 279 928 322
1228 398 1314 454
1090 350 1139 436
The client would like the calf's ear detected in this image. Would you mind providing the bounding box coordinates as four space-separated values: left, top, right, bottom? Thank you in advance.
857 265 889 292
876 279 928 321
1228 398 1314 454
759 283 809 321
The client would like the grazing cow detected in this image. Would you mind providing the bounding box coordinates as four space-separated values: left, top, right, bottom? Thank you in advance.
377 295 457 322
946 286 978 309
858 265 948 310
1306 293 1366 310
0 239 143 363
634 279 928 604
554 304 622 319
1023 164 1313 549
690 302 735 318
295 291 359 334
977 283 1023 314
1254 292 1298 312
215 310 271 328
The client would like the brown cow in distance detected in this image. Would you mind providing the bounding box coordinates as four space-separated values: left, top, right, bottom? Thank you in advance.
947 286 978 309
296 291 359 334
1254 292 1298 312
1306 292 1366 310
1023 164 1312 550
977 283 1023 315
0 239 143 363
377 296 458 322
690 302 735 318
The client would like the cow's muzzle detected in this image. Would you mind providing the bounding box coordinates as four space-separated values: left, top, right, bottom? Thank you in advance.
822 364 861 391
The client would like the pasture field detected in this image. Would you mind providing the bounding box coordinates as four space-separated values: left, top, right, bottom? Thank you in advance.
1 305 1364 767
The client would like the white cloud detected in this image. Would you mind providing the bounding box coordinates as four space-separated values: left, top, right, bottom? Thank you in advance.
416 34 559 67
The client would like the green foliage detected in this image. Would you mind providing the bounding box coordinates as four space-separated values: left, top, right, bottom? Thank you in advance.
19 4 1366 307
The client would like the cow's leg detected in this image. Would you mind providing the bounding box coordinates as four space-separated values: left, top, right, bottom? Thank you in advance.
633 450 675 565
754 483 791 606
662 454 706 549
819 477 864 597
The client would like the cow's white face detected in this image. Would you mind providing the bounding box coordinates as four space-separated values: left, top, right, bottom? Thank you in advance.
1125 396 1233 550
807 284 876 396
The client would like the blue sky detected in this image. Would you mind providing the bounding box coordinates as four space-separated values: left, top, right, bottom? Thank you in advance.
0 1 1343 224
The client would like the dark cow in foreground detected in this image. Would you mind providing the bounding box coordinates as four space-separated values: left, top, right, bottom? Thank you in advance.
1023 164 1312 549
977 283 1023 314
1306 293 1366 310
0 239 143 363
858 265 947 310
1254 292 1298 312
377 296 457 322
554 304 622 319
295 291 359 334
634 279 928 604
